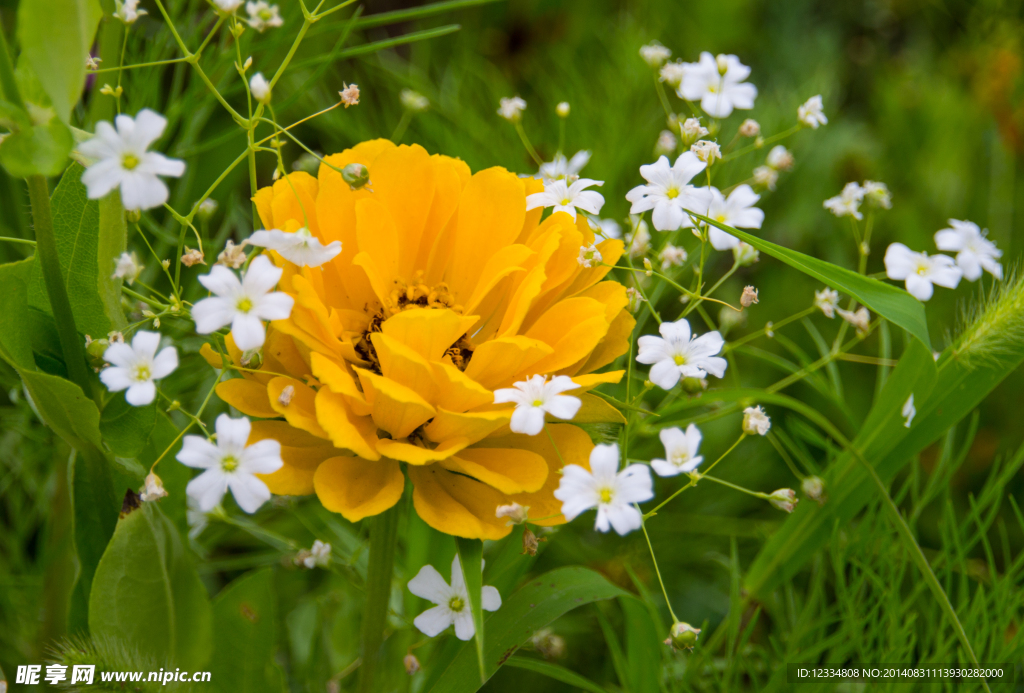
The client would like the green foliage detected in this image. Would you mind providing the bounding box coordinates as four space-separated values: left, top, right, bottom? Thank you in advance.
0 117 74 177
88 501 212 669
456 537 487 684
208 569 287 693
0 258 36 368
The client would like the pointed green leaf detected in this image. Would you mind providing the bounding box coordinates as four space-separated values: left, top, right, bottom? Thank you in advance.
0 258 37 369
427 567 628 693
456 537 486 684
690 212 931 349
89 500 213 668
17 0 102 123
620 596 662 693
504 657 609 693
0 118 73 177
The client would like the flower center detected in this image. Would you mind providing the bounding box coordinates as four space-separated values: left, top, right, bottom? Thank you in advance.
715 214 727 222
259 8 272 19
673 354 687 366
533 399 544 407
237 297 254 313
670 451 690 467
599 487 614 504
221 455 239 472
448 596 465 612
133 364 151 382
666 187 680 199
560 197 571 206
122 153 140 170
915 263 929 276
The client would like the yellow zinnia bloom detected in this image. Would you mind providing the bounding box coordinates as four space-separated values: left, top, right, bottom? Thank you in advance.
204 139 634 539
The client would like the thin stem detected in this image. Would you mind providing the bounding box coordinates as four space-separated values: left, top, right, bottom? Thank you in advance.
723 307 816 352
513 122 544 168
722 124 801 162
653 72 673 121
91 56 190 74
27 176 92 394
639 515 679 623
700 474 769 500
544 426 567 469
358 503 401 693
0 236 36 246
645 434 746 518
391 110 413 143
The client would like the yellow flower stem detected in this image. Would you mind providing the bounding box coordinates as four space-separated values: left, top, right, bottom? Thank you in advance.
639 511 679 624
644 433 746 519
358 503 401 693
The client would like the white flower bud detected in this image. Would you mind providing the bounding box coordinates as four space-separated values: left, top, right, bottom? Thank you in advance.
766 145 794 171
742 405 771 436
400 89 429 112
498 96 527 122
752 165 779 190
814 288 839 318
639 42 671 68
802 476 826 505
691 140 721 164
740 285 758 308
140 473 168 502
577 244 602 269
738 119 760 137
768 488 798 513
556 101 570 118
664 621 701 651
495 502 529 525
733 242 759 266
659 61 686 88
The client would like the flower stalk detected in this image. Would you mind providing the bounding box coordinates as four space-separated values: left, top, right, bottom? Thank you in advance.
358 502 401 693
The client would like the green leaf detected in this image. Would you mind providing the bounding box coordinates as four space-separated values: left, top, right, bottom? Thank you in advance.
689 212 932 349
483 525 539 597
504 656 609 693
17 0 102 123
0 98 31 131
0 258 37 369
620 596 662 693
68 447 119 633
0 117 73 177
89 501 213 669
426 567 628 693
456 537 486 684
97 190 128 331
29 162 123 338
100 396 158 458
209 569 287 693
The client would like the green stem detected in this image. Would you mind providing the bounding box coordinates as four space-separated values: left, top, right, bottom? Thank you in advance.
639 514 678 623
27 176 92 394
358 503 401 693
391 110 413 143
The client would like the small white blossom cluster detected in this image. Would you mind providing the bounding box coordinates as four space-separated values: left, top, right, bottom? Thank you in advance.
823 180 891 220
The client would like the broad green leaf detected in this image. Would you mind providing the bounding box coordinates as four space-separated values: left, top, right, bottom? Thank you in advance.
89 501 213 669
28 162 122 337
483 525 540 597
427 567 628 693
20 368 106 455
690 212 932 349
17 0 102 123
620 596 662 693
97 190 128 331
68 447 119 633
504 657 608 693
456 537 486 684
0 98 31 131
209 569 287 693
100 396 158 458
0 258 37 369
0 118 73 177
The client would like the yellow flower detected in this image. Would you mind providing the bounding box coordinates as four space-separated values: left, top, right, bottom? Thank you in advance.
203 140 634 539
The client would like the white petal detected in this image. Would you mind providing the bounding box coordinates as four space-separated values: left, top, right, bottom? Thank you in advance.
253 292 294 321
198 265 243 296
904 274 934 301
543 394 581 421
124 381 156 406
192 296 236 334
452 610 476 641
140 151 185 178
226 472 272 513
81 159 124 199
151 346 179 379
242 255 284 296
649 359 682 390
240 439 283 474
129 109 168 150
588 444 620 481
177 435 221 469
216 414 251 451
408 564 451 604
606 503 643 535
99 366 133 392
414 605 454 637
231 313 267 350
481 585 501 612
651 460 682 477
119 172 169 211
186 468 229 511
510 406 545 436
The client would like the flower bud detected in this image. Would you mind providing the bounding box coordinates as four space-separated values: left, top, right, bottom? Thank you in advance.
401 89 429 113
249 72 271 104
626 287 644 313
643 258 653 277
681 376 707 394
659 61 686 88
496 502 529 525
404 653 420 675
814 288 839 318
217 239 247 268
231 21 246 37
243 56 253 71
521 527 546 556
752 165 778 190
665 621 701 651
742 405 771 435
197 198 218 221
691 140 721 164
339 83 360 107
342 163 371 191
140 473 168 502
740 285 758 308
733 242 759 266
181 247 205 267
531 628 567 660
681 118 708 145
768 488 798 513
766 145 794 171
126 209 141 224
739 119 760 137
654 130 678 157
802 475 826 505
85 335 110 368
240 347 263 368
639 42 671 68
556 101 570 118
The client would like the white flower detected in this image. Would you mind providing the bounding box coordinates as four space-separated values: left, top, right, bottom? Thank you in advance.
640 42 671 67
115 0 147 23
768 488 798 513
637 318 727 389
408 555 501 640
140 473 168 502
797 95 827 128
589 216 622 240
884 243 962 301
187 496 209 539
678 52 757 118
249 72 271 103
752 165 778 190
823 182 866 220
626 153 711 232
192 255 295 350
536 150 590 182
112 251 143 284
248 227 341 267
79 110 185 211
246 1 282 30
577 244 603 269
659 243 687 269
212 0 243 12
401 89 430 112
902 394 916 428
495 502 529 525
498 96 527 122
655 130 678 156
934 219 1003 281
177 414 283 513
739 119 760 137
681 117 710 143
296 539 331 568
837 306 871 335
651 425 703 477
863 180 892 209
525 177 604 221
765 145 793 171
494 374 582 436
99 330 178 406
554 444 653 535
659 61 686 88
701 185 764 250
814 287 839 318
742 405 771 435
556 102 570 117
690 140 721 164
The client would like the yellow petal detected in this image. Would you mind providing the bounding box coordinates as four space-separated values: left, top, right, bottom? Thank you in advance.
270 172 320 236
258 463 317 495
463 336 552 391
253 186 276 229
371 332 438 403
430 361 494 412
413 155 465 272
576 309 635 375
409 466 512 540
441 447 547 494
250 419 333 448
314 456 404 522
216 379 278 419
462 244 534 316
355 197 400 288
369 144 436 278
310 352 372 417
314 388 381 460
380 309 477 362
375 437 469 465
423 408 510 445
249 421 338 496
557 393 626 424
525 297 609 375
354 368 436 439
200 343 223 369
268 377 329 439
